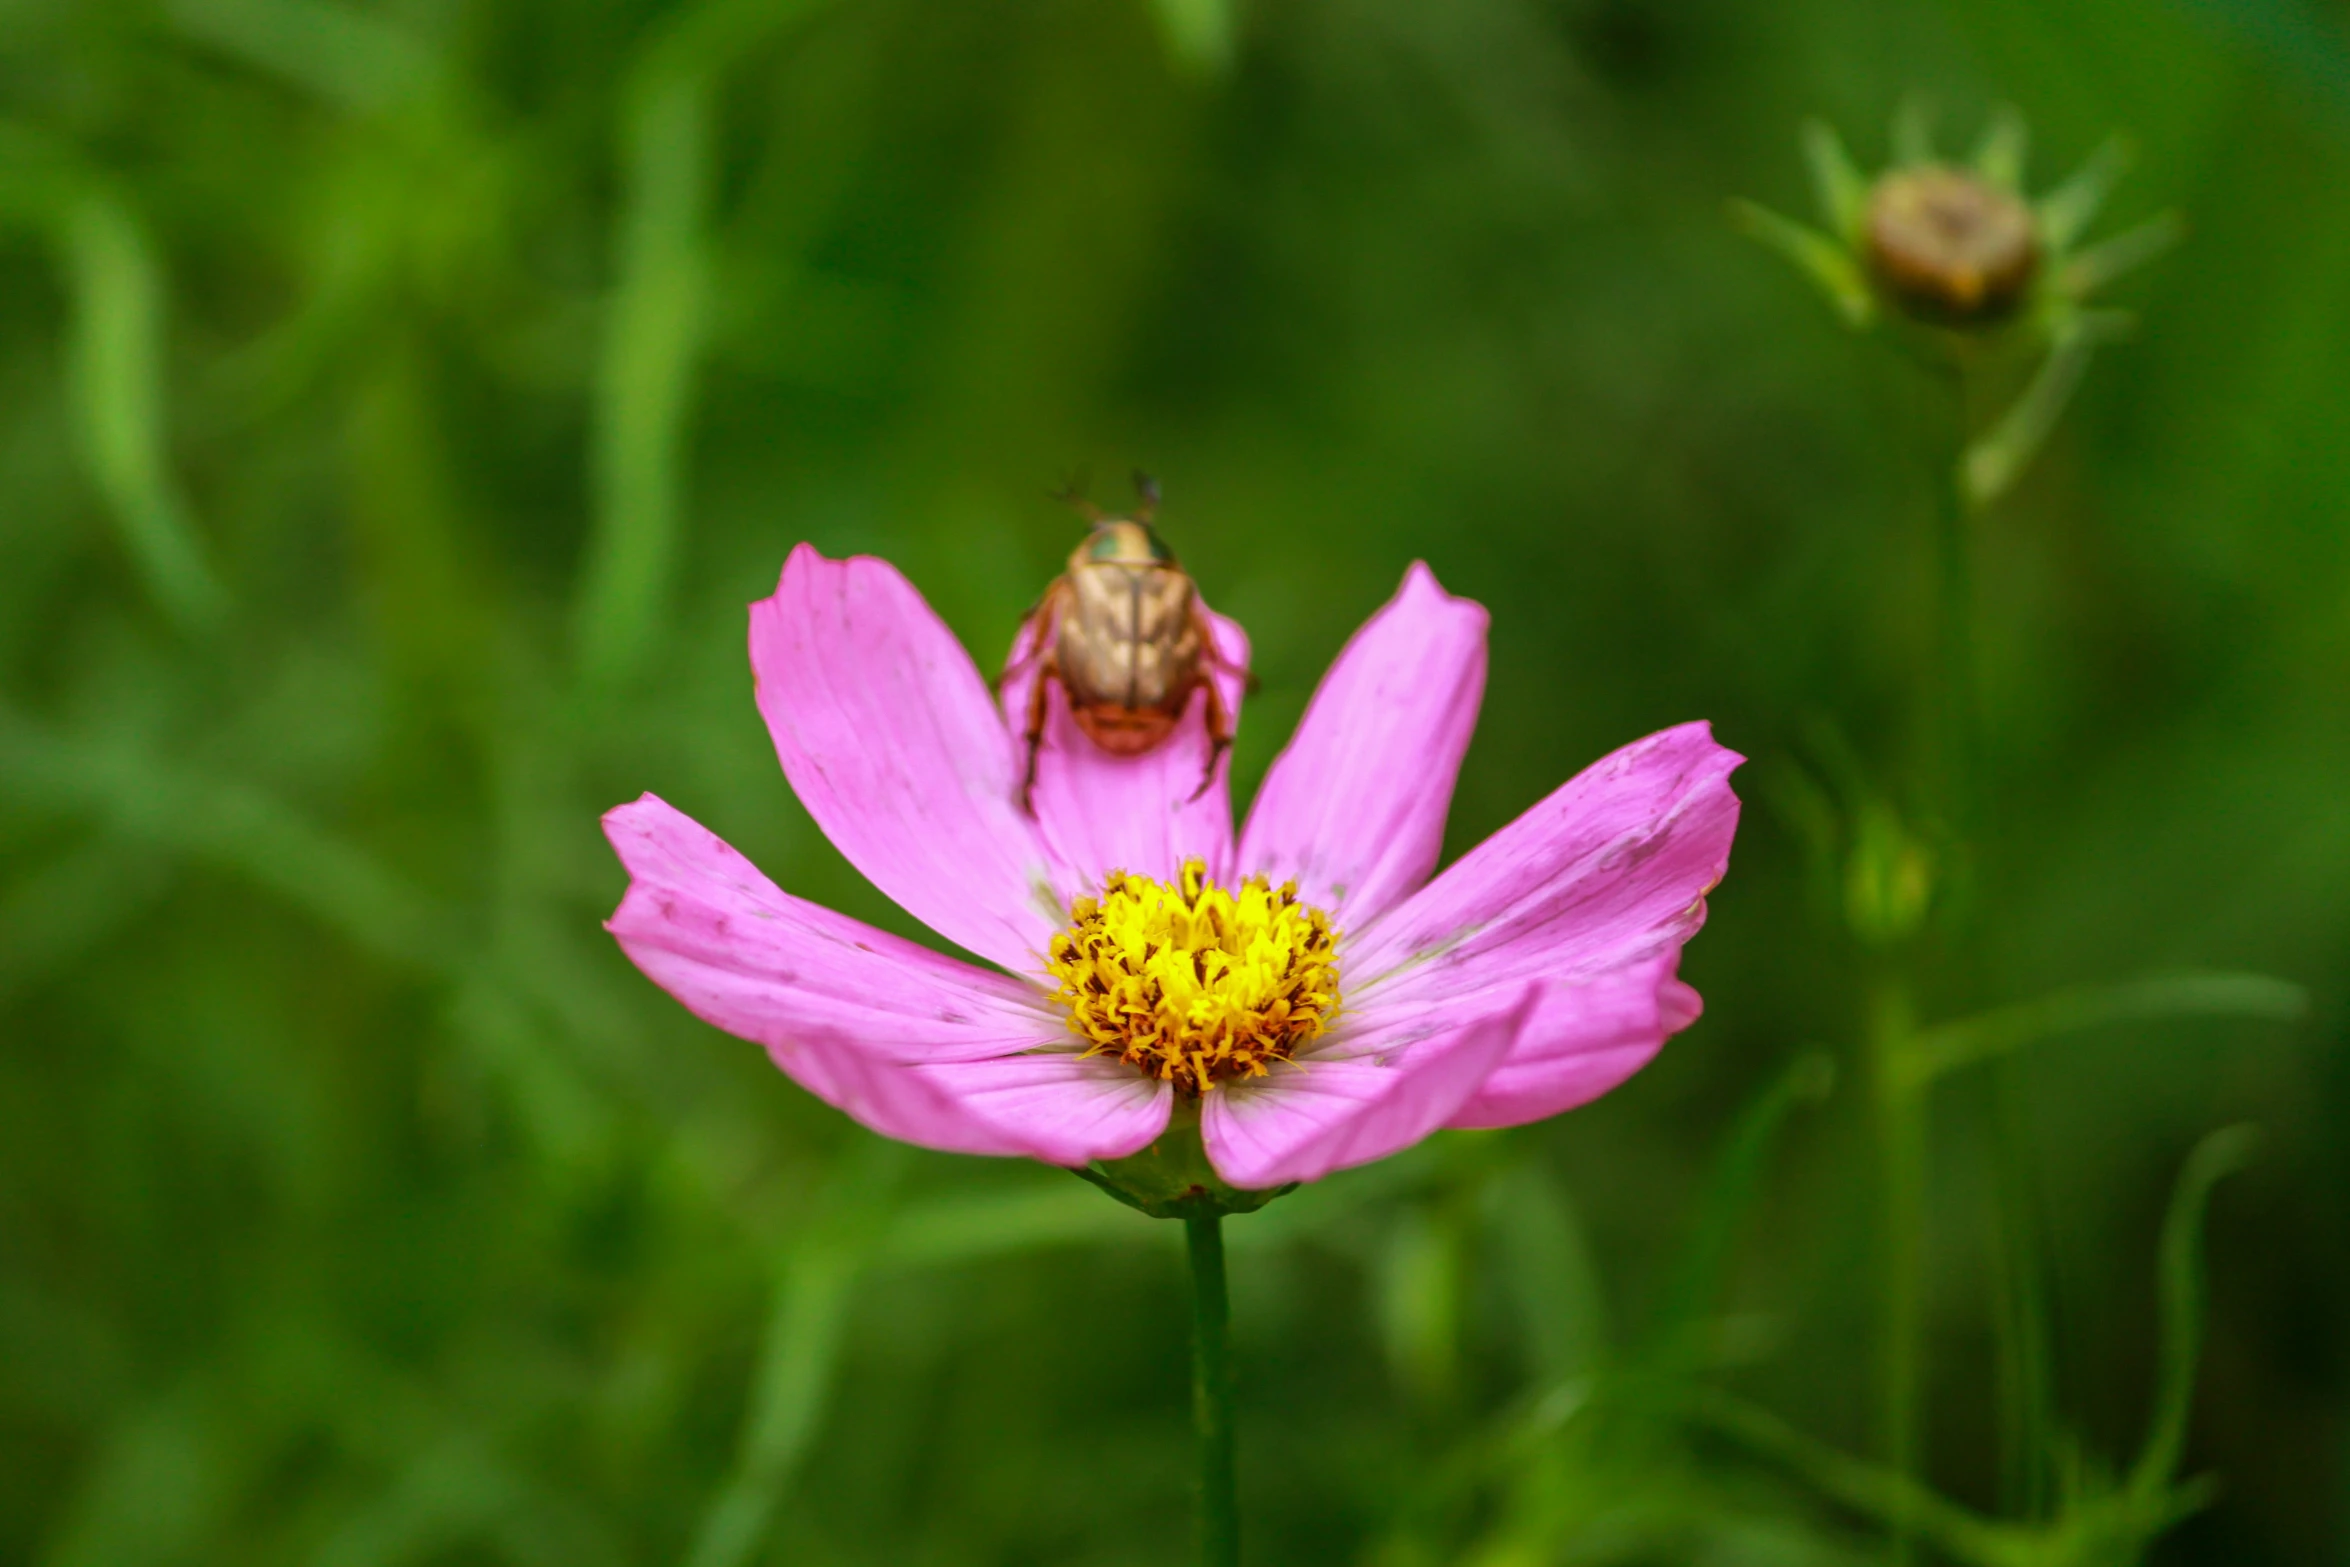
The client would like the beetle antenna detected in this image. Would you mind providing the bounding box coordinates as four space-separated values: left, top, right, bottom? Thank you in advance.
1050 468 1103 523
1131 469 1162 522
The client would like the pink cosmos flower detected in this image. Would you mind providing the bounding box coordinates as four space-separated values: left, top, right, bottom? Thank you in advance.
603 546 1741 1190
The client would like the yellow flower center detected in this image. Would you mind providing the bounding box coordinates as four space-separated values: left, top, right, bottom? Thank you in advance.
1046 859 1341 1095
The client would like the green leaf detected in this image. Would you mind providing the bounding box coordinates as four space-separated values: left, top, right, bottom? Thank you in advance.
1973 104 2030 190
1890 95 1936 167
2061 211 2184 297
1801 118 1870 238
1731 199 1875 327
1961 311 2139 508
2037 135 2133 252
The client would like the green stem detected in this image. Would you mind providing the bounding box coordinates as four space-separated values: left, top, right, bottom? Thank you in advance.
1186 1211 1239 1567
1936 356 2059 1518
1931 361 1979 884
1869 980 1925 1567
1986 1070 2055 1516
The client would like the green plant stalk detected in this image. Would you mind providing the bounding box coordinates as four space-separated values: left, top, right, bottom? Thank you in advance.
1186 1212 1240 1567
1869 979 1926 1567
1939 356 2061 1518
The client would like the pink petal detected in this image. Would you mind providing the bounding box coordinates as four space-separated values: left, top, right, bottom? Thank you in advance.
1444 957 1699 1130
1236 562 1486 927
1000 606 1251 893
917 1052 1173 1165
1345 721 1742 1013
772 1028 1168 1163
603 795 1060 1064
606 795 1172 1164
751 545 1062 973
766 1025 1055 1158
1198 988 1533 1188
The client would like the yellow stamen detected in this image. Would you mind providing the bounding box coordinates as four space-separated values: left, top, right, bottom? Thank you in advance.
1046 858 1340 1095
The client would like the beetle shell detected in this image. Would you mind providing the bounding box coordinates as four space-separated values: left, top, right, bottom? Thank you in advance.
1006 512 1239 812
1052 554 1205 753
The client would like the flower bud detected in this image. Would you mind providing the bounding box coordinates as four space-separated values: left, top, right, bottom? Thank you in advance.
1864 165 2039 325
1844 804 1935 947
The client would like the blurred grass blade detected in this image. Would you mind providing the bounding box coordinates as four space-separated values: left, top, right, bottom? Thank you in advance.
1646 1051 1835 1368
683 1245 859 1567
575 76 713 686
686 1141 906 1567
2062 211 2185 297
1898 971 2307 1091
0 706 455 972
2130 1125 2261 1501
573 0 837 686
1802 117 1870 237
1378 1201 1469 1402
0 840 172 1006
636 0 834 81
166 0 441 113
315 1435 625 1567
1486 1158 1608 1386
1731 199 1874 326
883 1182 1155 1267
1972 104 2029 190
2037 135 2132 250
63 192 227 634
1150 0 1236 76
38 1386 244 1567
1690 1389 2025 1567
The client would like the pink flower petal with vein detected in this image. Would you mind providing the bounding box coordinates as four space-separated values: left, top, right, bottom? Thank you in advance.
751 545 1062 972
917 1053 1172 1166
1002 609 1251 892
1239 562 1487 926
606 793 1168 1164
1445 956 1700 1129
603 794 1059 1064
1346 722 1741 1011
1199 988 1533 1188
769 1026 1058 1158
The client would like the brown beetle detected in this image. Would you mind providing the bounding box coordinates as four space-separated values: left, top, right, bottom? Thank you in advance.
1000 476 1247 813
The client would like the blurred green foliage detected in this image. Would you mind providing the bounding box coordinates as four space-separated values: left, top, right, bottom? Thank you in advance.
1 0 2345 1563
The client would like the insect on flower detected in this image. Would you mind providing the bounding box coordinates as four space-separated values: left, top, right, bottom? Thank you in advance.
601 544 1742 1196
1000 474 1250 814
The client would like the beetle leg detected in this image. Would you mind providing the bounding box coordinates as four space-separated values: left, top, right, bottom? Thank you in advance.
1194 601 1263 695
994 579 1066 695
992 628 1046 695
1186 676 1234 805
1019 656 1057 815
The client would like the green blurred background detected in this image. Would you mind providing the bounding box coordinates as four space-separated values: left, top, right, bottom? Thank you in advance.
3 0 2346 1562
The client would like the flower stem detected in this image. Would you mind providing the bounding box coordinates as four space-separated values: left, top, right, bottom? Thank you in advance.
1936 355 2060 1518
1869 978 1925 1567
1186 1210 1240 1567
